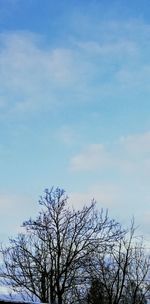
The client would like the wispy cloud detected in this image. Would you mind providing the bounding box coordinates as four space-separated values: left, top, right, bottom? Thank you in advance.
120 131 150 155
76 39 137 57
69 182 122 210
70 131 150 175
70 144 111 171
0 32 79 115
69 131 150 234
1 19 150 118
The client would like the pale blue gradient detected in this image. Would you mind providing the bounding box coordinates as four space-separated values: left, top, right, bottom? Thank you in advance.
0 0 150 241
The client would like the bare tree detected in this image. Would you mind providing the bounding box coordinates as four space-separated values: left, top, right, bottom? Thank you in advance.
0 187 123 304
85 221 150 304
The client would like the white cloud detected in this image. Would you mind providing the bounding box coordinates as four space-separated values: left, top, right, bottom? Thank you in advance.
118 132 150 177
68 131 150 235
73 19 150 99
76 39 137 57
0 32 79 115
70 131 150 176
120 132 150 155
0 19 150 118
69 182 121 210
70 144 111 171
68 182 139 233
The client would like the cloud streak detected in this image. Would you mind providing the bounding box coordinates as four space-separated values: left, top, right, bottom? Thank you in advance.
0 32 79 115
0 19 150 118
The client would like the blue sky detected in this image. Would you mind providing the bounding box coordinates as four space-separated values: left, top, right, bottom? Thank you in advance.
0 0 150 242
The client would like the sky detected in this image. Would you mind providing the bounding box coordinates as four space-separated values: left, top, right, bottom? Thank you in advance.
0 0 150 243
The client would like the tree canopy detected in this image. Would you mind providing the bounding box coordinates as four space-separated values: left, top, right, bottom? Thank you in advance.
0 187 149 304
